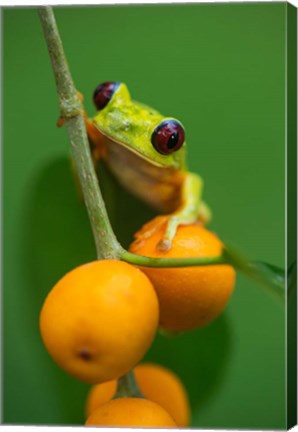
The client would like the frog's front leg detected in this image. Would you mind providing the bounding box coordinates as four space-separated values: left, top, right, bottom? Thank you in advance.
157 172 212 251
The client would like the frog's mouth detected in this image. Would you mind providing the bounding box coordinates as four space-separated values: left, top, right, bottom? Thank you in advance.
99 129 173 169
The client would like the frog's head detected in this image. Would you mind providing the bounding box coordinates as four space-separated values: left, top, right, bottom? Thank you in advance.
91 81 186 169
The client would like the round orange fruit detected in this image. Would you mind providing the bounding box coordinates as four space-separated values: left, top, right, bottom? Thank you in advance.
86 379 116 416
85 397 177 428
135 363 190 427
129 219 236 331
39 260 159 383
86 362 190 427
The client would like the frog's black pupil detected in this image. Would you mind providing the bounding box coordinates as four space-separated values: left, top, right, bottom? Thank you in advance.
167 133 179 149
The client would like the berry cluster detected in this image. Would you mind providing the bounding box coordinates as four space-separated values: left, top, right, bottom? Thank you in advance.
39 218 235 427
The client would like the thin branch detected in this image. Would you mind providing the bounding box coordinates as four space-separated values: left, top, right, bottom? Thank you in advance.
114 370 144 399
121 251 226 267
38 7 122 260
121 249 285 301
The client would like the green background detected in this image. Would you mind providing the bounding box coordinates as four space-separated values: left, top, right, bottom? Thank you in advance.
3 3 286 429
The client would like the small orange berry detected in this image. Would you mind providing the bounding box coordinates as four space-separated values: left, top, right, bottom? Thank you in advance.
135 363 190 427
85 397 177 428
129 219 236 331
39 260 159 383
86 363 190 426
86 379 117 416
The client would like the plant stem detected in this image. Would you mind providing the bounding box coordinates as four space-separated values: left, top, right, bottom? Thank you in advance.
121 251 226 267
223 246 286 301
39 5 145 399
114 370 144 399
38 6 122 260
122 249 285 301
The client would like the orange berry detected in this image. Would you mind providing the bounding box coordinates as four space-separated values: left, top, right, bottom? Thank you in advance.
135 363 190 427
85 397 177 428
86 379 117 416
129 219 236 331
85 363 190 427
39 260 159 383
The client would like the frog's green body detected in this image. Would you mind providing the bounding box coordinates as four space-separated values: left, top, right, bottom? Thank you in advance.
98 132 184 213
86 82 211 249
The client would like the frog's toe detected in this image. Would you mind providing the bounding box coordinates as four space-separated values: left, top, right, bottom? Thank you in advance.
134 216 168 241
157 238 172 252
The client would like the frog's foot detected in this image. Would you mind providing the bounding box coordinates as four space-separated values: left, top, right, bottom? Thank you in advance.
156 214 191 251
157 201 212 251
133 216 169 245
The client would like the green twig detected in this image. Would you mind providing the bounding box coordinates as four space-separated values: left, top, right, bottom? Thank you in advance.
223 246 285 301
122 249 285 301
38 7 122 260
121 250 226 267
114 370 144 399
39 4 144 400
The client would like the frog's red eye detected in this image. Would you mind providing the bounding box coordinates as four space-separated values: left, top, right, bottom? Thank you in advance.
93 81 119 110
151 120 185 155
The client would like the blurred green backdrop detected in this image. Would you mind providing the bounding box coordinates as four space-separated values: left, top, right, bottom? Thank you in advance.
3 3 286 429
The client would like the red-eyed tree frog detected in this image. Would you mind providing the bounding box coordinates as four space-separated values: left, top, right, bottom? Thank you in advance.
84 81 211 250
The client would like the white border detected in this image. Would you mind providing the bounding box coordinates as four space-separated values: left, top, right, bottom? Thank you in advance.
1 1 297 432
